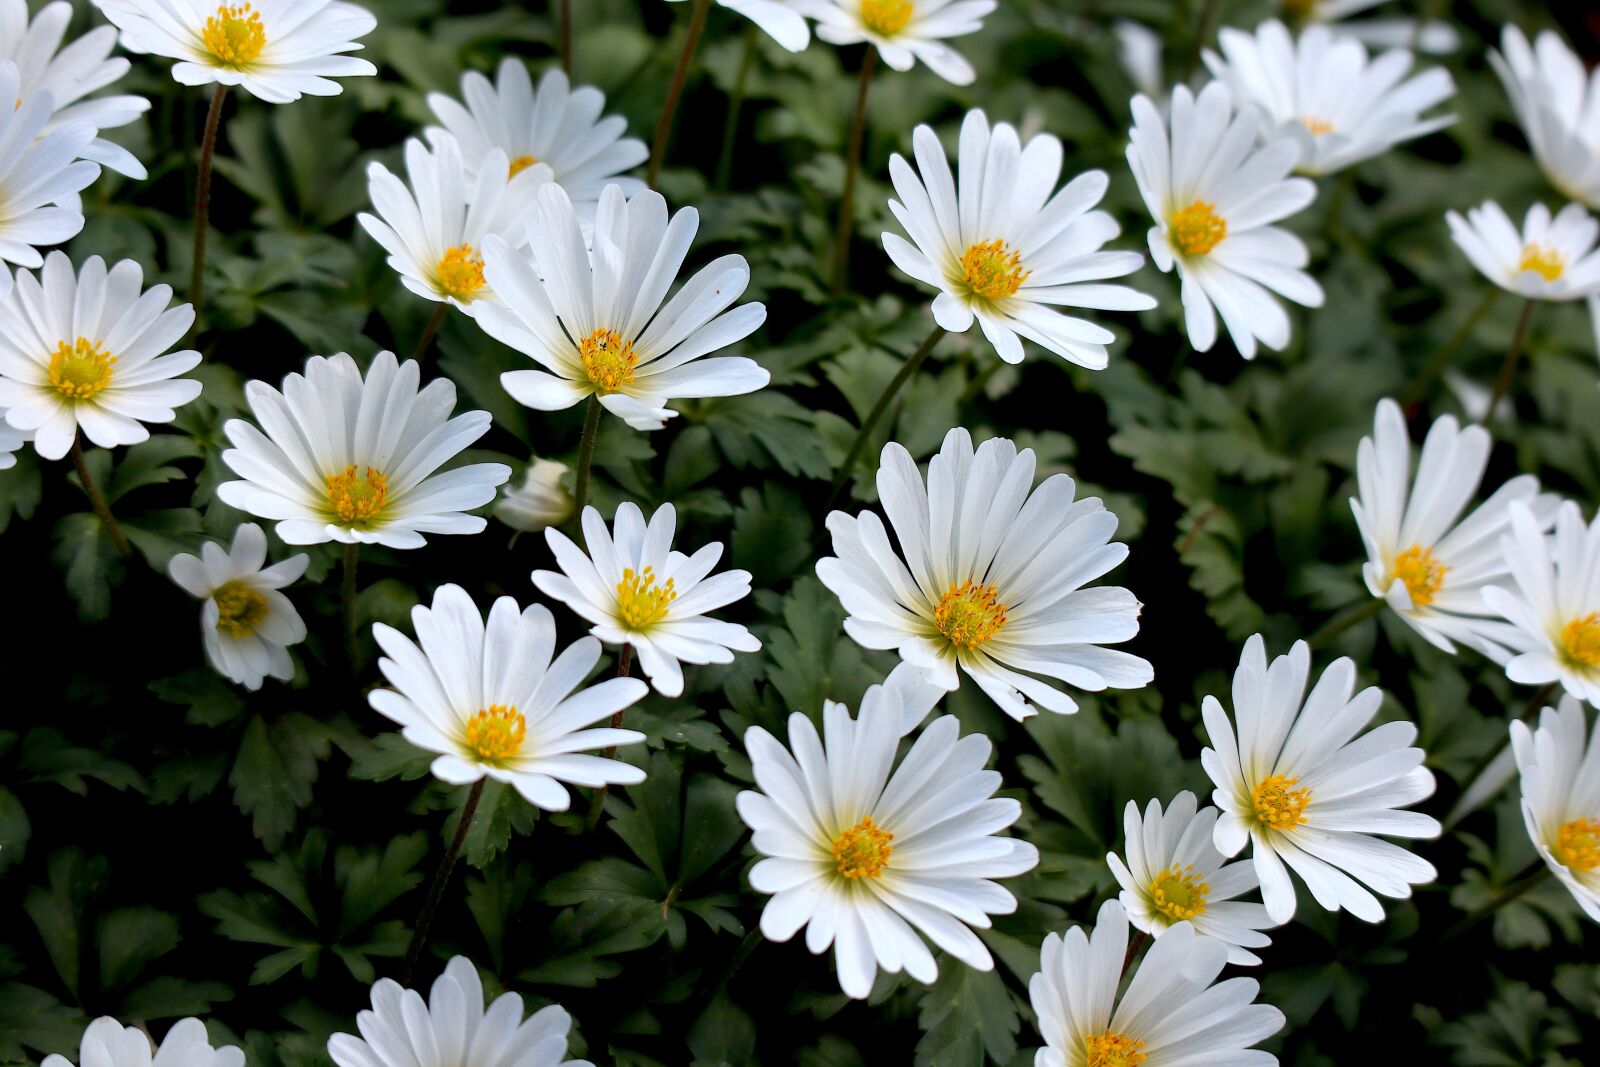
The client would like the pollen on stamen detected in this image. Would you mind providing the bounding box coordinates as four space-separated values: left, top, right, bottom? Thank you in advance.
509 154 538 176
1301 116 1334 136
934 580 1008 652
1561 612 1600 668
959 239 1030 302
616 566 675 630
1517 242 1565 282
1252 774 1312 832
1393 543 1448 607
1168 200 1228 257
436 244 487 302
202 3 266 68
860 0 914 36
325 466 390 526
1554 817 1600 872
463 705 527 765
1084 1030 1146 1067
1147 863 1210 922
213 580 270 638
48 337 116 400
580 327 638 394
832 816 894 879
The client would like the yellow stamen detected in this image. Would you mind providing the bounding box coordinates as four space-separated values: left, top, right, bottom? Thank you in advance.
960 239 1030 302
1517 242 1565 282
509 154 538 177
435 245 487 302
616 566 675 629
832 816 893 879
1147 863 1210 921
213 580 269 638
201 3 266 68
1393 543 1448 607
1561 612 1600 668
1168 200 1228 256
48 337 116 400
934 580 1008 652
463 705 526 765
1302 116 1334 136
1252 774 1311 832
1554 817 1600 872
325 466 389 526
1085 1031 1147 1067
579 327 638 393
860 0 914 35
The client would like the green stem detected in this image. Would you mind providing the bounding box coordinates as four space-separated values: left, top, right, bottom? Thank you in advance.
411 303 448 364
1399 288 1499 407
828 325 943 503
1306 596 1385 649
559 0 573 76
342 541 360 669
190 83 228 316
69 438 131 559
585 644 635 830
713 24 758 190
1433 863 1551 949
1178 0 1219 83
646 0 711 188
829 47 878 296
401 778 485 985
570 395 603 528
1482 298 1536 428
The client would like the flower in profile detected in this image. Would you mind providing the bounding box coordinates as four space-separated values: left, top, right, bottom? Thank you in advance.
370 584 648 809
1352 398 1556 660
359 134 549 314
1490 26 1599 210
791 0 995 85
217 351 510 549
329 955 593 1067
533 502 759 697
882 109 1155 368
1127 81 1323 359
1484 501 1600 708
1511 697 1600 922
478 183 769 432
495 457 574 533
1030 899 1284 1067
665 0 810 52
1446 201 1600 302
0 252 201 461
817 426 1152 721
1284 0 1458 55
1204 21 1455 176
91 0 378 103
1107 791 1276 965
737 681 1037 999
1200 634 1440 924
43 1017 242 1067
168 523 308 691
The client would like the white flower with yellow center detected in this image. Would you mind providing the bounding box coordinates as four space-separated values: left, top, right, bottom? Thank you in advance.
368 584 648 810
0 252 201 461
533 502 759 698
1127 81 1323 359
1201 634 1440 924
737 681 1037 999
1485 501 1600 709
817 426 1152 723
664 0 810 52
1512 697 1600 922
1030 899 1284 1067
1281 0 1458 55
1490 26 1600 210
216 351 510 549
495 457 573 533
1203 20 1454 177
1446 201 1600 302
168 522 308 691
0 65 100 300
790 0 994 85
1108 791 1276 966
91 0 377 103
882 109 1155 368
478 183 770 432
1352 398 1557 661
43 1017 242 1067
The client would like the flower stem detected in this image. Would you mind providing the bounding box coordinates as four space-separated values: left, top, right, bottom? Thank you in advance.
342 541 360 670
1399 287 1499 407
1306 596 1385 649
829 47 878 296
1433 862 1551 949
1120 930 1149 980
69 438 131 560
713 23 758 190
1178 0 1220 83
559 0 573 76
570 395 603 530
1482 298 1536 428
410 304 448 364
190 83 228 316
1447 681 1555 827
828 325 944 503
585 643 635 830
646 0 711 189
401 778 485 985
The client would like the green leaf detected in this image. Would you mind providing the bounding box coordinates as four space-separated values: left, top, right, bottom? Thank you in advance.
230 713 332 849
914 964 1019 1066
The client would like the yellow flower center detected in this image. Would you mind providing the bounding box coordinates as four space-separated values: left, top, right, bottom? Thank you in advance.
1302 116 1334 136
463 705 527 765
1561 612 1600 668
1169 200 1228 256
201 3 266 67
1554 817 1600 873
959 239 1030 302
1147 863 1210 921
1517 242 1565 282
579 327 638 394
832 816 894 879
1085 1031 1147 1067
934 580 1008 652
49 337 116 400
508 154 538 176
1252 774 1311 832
436 244 487 302
213 580 269 638
860 0 914 35
616 566 675 629
325 466 389 526
1394 543 1448 607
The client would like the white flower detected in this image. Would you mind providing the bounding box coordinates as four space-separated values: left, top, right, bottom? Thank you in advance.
533 502 759 698
1127 81 1323 359
817 426 1152 722
1 0 151 179
1511 697 1600 922
1484 501 1600 708
370 584 648 809
478 183 769 432
0 417 22 469
168 522 308 691
329 955 593 1067
882 109 1155 368
358 134 550 314
1107 791 1276 965
736 681 1038 999
1490 26 1600 210
0 252 201 461
790 0 995 85
1446 201 1600 302
0 65 100 300
1030 899 1284 1067
1351 397 1556 661
495 458 573 532
92 0 377 103
1113 20 1166 103
43 1017 242 1067
216 350 510 549
665 0 810 52
1201 634 1440 924
1203 20 1454 177
1287 0 1458 55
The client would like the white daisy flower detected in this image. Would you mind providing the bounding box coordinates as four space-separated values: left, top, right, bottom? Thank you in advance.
1446 201 1600 302
2 0 151 179
216 350 511 550
1287 0 1459 55
882 109 1156 368
0 252 201 461
665 0 810 52
495 457 573 533
1112 20 1166 104
370 584 648 810
1484 501 1600 709
358 134 550 314
0 66 100 301
1201 634 1440 924
816 426 1153 722
92 0 377 104
329 955 593 1067
736 681 1038 999
1107 791 1276 966
1490 26 1600 210
1030 899 1285 1067
43 1018 242 1067
532 502 759 698
790 0 995 85
477 183 769 432
1351 397 1557 661
1203 20 1454 177
1511 697 1600 922
168 522 308 691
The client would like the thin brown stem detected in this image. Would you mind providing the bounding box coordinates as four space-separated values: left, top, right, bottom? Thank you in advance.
69 438 131 559
1482 298 1536 427
190 83 228 315
646 0 711 188
1432 862 1551 949
829 48 878 296
342 541 360 671
1399 287 1499 407
1306 596 1385 649
401 779 485 985
559 0 573 76
714 24 758 190
828 325 943 503
410 303 448 364
1179 0 1219 83
586 644 635 829
569 395 603 534
1120 930 1149 980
